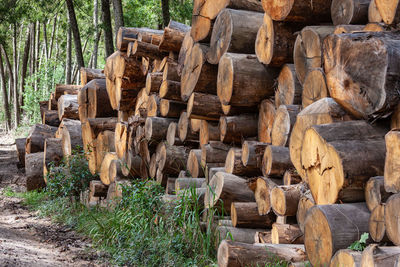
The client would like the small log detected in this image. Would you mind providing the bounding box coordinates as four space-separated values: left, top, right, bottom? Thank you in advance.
156 143 189 176
58 94 79 120
199 120 219 146
241 141 269 170
271 223 304 244
275 64 302 107
26 124 57 154
262 145 292 177
254 177 283 215
165 178 177 194
368 0 382 22
219 114 258 144
134 88 149 117
231 202 276 228
271 183 306 216
205 172 255 214
331 0 370 25
127 40 167 59
145 117 177 142
225 148 261 177
258 99 276 143
54 84 81 100
175 178 206 192
271 105 300 147
384 129 400 193
162 61 180 82
95 130 115 173
302 68 329 108
80 68 105 86
296 190 315 233
114 122 129 160
160 99 186 118
330 249 362 267
365 176 392 211
207 167 225 184
201 143 230 167
116 27 164 52
187 92 223 121
217 226 266 245
43 138 63 177
60 119 83 157
178 111 199 142
159 20 190 52
99 152 118 185
217 53 279 107
218 240 307 267
304 203 370 267
283 170 302 186
145 72 163 95
384 193 400 245
15 138 26 167
254 231 272 244
187 149 205 178
43 110 60 127
146 94 161 117
361 244 400 266
294 26 335 84
159 80 181 101
25 152 45 191
177 31 193 75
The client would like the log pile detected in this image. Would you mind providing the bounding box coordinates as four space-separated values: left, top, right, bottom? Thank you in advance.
15 1 400 265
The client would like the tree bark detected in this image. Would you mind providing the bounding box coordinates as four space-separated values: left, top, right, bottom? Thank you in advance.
219 114 258 144
161 0 170 28
101 0 114 57
112 0 124 37
0 50 11 130
231 202 276 228
20 26 30 109
66 0 85 68
25 152 45 191
361 245 400 266
12 23 20 126
384 130 400 193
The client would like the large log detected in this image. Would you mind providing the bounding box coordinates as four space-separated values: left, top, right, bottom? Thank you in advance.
271 105 300 147
231 202 276 228
302 68 328 108
116 27 164 52
43 138 63 177
25 124 57 154
201 142 230 167
205 172 255 214
262 145 292 177
384 193 400 245
296 190 315 233
80 68 105 86
225 148 261 177
127 40 167 59
331 0 370 25
217 53 279 107
301 120 386 204
86 79 117 118
25 152 45 191
255 14 303 66
289 97 352 181
294 26 335 84
60 119 83 157
270 183 306 217
271 223 304 244
207 9 263 64
145 117 177 142
324 31 400 118
361 244 400 266
159 20 190 52
330 249 362 267
218 240 307 267
365 176 391 211
384 129 400 193
54 84 81 100
258 99 276 143
304 203 370 267
219 114 258 144
275 64 302 107
58 94 79 120
181 43 218 101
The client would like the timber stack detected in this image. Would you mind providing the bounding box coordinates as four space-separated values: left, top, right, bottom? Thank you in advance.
15 0 400 265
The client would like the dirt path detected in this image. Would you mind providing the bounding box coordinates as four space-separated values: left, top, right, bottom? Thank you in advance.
0 135 107 267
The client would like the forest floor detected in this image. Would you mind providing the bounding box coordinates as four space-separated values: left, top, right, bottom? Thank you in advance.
0 133 106 267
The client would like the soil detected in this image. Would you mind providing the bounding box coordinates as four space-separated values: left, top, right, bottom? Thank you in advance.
0 133 109 267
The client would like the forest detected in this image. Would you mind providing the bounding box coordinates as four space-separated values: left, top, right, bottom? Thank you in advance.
0 0 192 130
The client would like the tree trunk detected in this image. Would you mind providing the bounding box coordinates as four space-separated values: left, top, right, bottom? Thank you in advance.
159 20 190 52
66 0 85 68
365 176 392 211
101 0 114 57
48 16 57 59
66 25 72 84
25 124 57 154
271 105 301 147
262 145 293 177
19 26 30 109
92 0 100 68
304 203 370 267
271 223 304 244
275 64 302 107
25 152 45 191
112 0 124 37
270 183 307 216
219 114 258 144
0 51 11 130
231 202 276 228
161 0 170 28
12 24 20 126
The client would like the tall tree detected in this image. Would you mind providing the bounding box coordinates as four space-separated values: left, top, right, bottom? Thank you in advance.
93 0 99 68
65 0 85 69
20 26 30 108
43 20 48 60
66 25 72 84
0 51 11 130
161 0 170 28
0 45 13 103
101 0 114 57
34 21 40 91
29 22 35 77
48 15 57 59
112 0 124 35
12 23 20 126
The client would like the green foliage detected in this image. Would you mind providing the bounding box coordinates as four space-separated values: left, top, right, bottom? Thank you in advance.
348 233 369 251
46 147 97 200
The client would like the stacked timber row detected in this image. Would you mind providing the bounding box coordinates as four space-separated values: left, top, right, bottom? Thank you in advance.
15 0 400 265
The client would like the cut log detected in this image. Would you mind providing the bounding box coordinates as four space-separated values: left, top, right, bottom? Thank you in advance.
362 244 400 266
218 240 307 267
187 149 204 178
301 120 386 204
304 203 370 267
80 68 105 86
114 122 128 160
181 43 218 101
116 27 164 52
296 190 315 233
15 138 26 167
275 64 302 108
258 99 276 143
108 159 125 182
283 170 302 186
302 68 328 108
255 14 303 66
54 84 81 100
43 138 63 177
369 204 387 243
271 223 304 244
271 105 301 147
178 31 193 76
160 99 186 118
365 176 391 211
324 31 400 118
178 111 199 142
26 124 57 154
217 226 266 245
262 145 292 177
225 148 261 177
384 129 400 193
201 143 230 167
217 53 279 107
289 98 352 181
220 114 258 144
294 26 335 84
241 141 269 170
95 130 115 173
159 80 181 101
330 249 362 267
145 117 177 142
162 61 180 82
331 0 370 25
271 183 306 216
187 92 223 121
384 193 400 245
42 110 60 127
58 94 79 120
25 152 45 191
156 169 168 186
89 180 108 199
368 0 382 22
199 120 219 146
205 172 255 214
166 122 180 146
254 177 282 215
231 202 276 228
175 178 206 192
207 9 264 64
156 143 189 176
165 178 177 194
145 72 163 95
159 20 190 52
100 152 118 185
262 0 332 22
40 101 49 119
333 24 365 33
127 40 167 59
60 119 83 157
254 231 272 244
146 94 161 117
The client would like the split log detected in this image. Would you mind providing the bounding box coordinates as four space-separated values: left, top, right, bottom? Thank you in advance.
181 43 218 101
54 84 81 100
330 249 362 267
304 203 370 267
127 40 167 59
375 0 400 24
178 111 199 142
384 129 400 193
331 0 370 25
205 172 255 214
116 27 163 52
384 193 400 245
26 124 57 154
177 31 193 75
199 120 219 146
42 110 60 127
43 138 63 177
218 240 307 267
225 148 261 177
231 202 276 228
368 0 382 22
294 26 335 84
100 152 118 185
365 176 391 211
241 141 268 170
262 145 292 177
219 114 258 144
255 14 303 66
60 119 83 157
369 204 387 243
159 20 190 52
302 68 328 108
283 170 302 186
275 64 302 107
156 143 189 176
262 0 332 22
15 138 26 167
145 117 177 142
95 130 115 173
270 183 306 216
271 105 301 147
201 143 230 167
25 152 45 191
87 79 117 118
207 9 264 64
254 177 283 215
80 68 105 86
296 190 315 233
187 92 223 121
58 94 79 120
162 61 180 82
324 31 400 118
160 99 186 118
289 97 352 181
145 72 163 95
146 94 161 117
301 120 386 204
217 53 279 107
175 178 205 192
271 223 304 244
159 80 181 101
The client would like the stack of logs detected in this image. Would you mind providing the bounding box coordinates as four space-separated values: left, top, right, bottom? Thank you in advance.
15 0 400 264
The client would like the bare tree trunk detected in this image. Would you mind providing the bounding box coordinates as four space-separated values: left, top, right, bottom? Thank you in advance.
12 23 20 126
0 52 11 130
112 0 124 37
66 25 72 84
43 20 48 60
30 22 35 77
0 45 14 104
101 0 114 57
72 38 89 84
19 26 30 108
34 20 40 91
66 0 85 69
48 16 57 59
161 0 170 28
93 0 99 68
